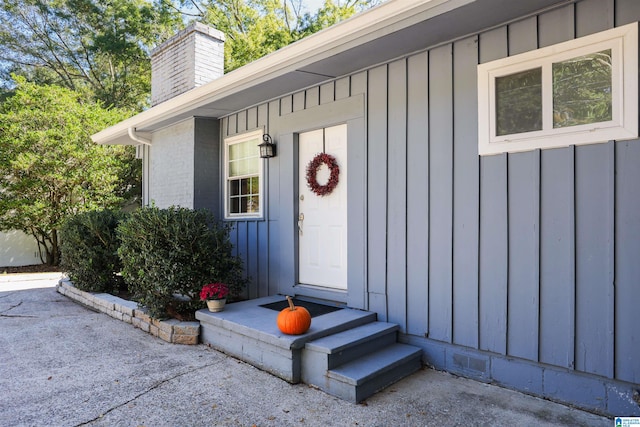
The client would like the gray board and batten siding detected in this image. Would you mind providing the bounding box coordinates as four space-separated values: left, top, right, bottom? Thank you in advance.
220 0 640 415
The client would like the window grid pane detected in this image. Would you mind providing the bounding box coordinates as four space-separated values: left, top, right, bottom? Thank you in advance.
228 177 260 214
495 67 543 136
553 49 612 128
228 139 259 178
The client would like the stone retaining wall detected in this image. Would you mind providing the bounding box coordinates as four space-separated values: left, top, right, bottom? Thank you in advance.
57 279 200 345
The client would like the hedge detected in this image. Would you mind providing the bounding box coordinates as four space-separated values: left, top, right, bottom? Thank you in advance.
117 206 246 318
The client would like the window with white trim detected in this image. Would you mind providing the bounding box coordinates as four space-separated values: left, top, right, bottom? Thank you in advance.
224 129 263 218
478 22 638 155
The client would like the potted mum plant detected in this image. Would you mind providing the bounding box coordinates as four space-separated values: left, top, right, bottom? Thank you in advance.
200 282 229 312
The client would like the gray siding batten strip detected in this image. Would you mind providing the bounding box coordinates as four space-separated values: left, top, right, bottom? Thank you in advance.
506 150 540 362
237 109 247 133
237 221 248 297
538 3 575 47
539 148 576 368
386 59 408 330
406 51 429 337
320 82 334 104
428 43 454 343
257 220 268 297
247 107 258 131
335 77 349 100
228 114 237 136
478 26 507 64
479 154 508 354
452 36 480 349
507 16 538 55
576 0 613 36
266 101 280 221
257 103 269 297
293 91 305 112
367 65 389 319
351 72 367 98
615 0 640 26
229 221 238 257
267 99 281 294
574 143 615 378
280 95 293 116
306 86 320 108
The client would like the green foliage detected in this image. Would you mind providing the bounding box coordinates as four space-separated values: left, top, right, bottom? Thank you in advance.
0 76 140 265
0 0 183 109
298 0 374 37
117 206 246 319
195 0 382 72
1 0 381 106
60 210 126 293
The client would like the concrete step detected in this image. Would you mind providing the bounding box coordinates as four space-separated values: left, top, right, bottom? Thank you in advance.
304 321 399 369
326 343 423 403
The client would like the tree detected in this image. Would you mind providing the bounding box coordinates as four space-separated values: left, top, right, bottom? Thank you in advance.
298 0 377 37
1 0 381 106
0 0 182 110
179 0 382 72
0 76 139 265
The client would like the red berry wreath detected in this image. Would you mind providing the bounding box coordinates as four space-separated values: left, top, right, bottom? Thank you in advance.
306 153 340 196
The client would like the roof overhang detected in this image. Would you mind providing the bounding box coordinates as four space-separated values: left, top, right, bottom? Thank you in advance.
93 0 567 145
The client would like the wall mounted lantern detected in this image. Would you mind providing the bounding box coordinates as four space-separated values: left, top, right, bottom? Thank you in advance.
259 134 277 159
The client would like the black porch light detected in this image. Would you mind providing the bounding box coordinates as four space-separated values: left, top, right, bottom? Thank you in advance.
259 134 277 159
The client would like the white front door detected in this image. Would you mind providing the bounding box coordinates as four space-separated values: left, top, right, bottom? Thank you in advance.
298 124 348 290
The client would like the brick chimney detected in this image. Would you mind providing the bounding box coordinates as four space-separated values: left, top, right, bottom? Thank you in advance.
151 22 225 106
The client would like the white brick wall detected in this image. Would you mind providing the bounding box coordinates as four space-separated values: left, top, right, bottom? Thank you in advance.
144 23 224 208
148 119 196 208
151 22 225 106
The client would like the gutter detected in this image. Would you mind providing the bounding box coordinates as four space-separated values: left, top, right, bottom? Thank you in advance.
127 128 152 145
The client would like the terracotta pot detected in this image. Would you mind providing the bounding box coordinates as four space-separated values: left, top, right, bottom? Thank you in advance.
206 299 226 312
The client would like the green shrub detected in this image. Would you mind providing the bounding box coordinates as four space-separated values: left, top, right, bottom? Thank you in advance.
60 210 126 293
117 206 246 318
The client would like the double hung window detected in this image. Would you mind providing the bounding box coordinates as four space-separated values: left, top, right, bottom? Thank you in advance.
224 129 263 218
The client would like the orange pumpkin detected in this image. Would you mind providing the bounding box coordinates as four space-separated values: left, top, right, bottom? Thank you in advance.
277 296 311 335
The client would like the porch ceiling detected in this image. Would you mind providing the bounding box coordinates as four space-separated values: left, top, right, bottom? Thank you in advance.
93 0 566 145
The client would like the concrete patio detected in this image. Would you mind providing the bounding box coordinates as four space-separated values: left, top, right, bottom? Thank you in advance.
0 273 613 426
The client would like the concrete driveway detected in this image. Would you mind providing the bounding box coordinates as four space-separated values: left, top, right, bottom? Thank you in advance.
0 273 611 426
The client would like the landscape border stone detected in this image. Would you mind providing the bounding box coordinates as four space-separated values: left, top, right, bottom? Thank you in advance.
56 279 200 345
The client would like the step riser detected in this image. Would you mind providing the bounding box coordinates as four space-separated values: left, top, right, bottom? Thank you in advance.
301 324 399 386
320 352 422 403
301 331 399 387
303 313 378 348
327 331 397 369
352 354 422 403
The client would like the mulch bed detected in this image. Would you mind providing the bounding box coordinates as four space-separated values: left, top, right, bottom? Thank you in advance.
1 264 62 274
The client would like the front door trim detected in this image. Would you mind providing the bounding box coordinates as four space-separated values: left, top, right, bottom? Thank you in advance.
273 94 367 310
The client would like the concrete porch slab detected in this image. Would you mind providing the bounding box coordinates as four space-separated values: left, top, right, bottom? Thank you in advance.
196 295 376 382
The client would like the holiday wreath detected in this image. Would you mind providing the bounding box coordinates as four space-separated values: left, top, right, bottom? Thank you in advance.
306 152 340 196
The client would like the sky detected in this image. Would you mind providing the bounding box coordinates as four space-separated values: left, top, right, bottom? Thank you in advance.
301 0 326 12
